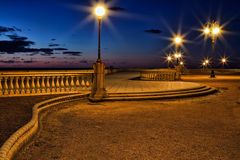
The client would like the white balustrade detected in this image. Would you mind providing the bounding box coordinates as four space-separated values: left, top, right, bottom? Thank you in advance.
140 69 180 81
0 71 93 96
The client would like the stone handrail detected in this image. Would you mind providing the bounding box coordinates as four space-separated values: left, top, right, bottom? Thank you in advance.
140 69 181 81
0 71 94 96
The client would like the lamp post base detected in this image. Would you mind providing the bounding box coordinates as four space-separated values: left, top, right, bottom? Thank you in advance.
210 70 216 78
89 60 107 102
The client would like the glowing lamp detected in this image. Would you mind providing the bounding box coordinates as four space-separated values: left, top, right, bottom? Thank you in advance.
204 27 210 35
95 6 106 18
174 36 183 45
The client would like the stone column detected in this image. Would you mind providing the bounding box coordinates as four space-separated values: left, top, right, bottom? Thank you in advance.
36 77 41 93
9 77 14 95
75 76 80 92
31 77 36 94
65 76 69 92
3 77 8 95
41 76 46 93
60 76 65 92
15 77 20 94
89 61 107 101
51 76 56 92
0 77 3 95
56 76 60 93
70 76 75 91
26 77 31 94
46 77 50 93
20 77 25 94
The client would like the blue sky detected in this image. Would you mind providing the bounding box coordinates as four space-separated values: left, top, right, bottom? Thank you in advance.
0 0 240 68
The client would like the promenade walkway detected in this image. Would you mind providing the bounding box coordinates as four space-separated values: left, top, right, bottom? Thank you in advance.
106 72 202 93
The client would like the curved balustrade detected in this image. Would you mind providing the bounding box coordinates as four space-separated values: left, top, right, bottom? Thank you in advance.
0 71 94 96
140 69 181 81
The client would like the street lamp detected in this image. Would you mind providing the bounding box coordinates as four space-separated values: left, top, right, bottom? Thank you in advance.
166 55 172 68
202 62 206 70
174 52 182 65
173 35 183 47
95 5 106 62
90 5 107 101
203 21 222 78
220 57 228 68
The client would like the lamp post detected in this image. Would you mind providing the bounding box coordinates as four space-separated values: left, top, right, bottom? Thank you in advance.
202 62 206 70
203 21 222 78
174 52 182 65
95 6 106 62
90 5 108 101
166 55 172 68
221 57 227 68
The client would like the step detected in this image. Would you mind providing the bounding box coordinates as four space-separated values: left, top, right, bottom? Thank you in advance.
104 87 217 101
108 85 206 96
108 86 211 98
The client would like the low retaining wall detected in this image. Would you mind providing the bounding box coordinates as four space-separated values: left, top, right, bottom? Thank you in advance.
0 94 88 160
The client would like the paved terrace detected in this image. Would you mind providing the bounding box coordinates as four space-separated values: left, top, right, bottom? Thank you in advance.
106 72 202 93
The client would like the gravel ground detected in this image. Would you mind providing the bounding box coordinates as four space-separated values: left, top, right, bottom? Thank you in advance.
0 95 67 146
16 75 240 160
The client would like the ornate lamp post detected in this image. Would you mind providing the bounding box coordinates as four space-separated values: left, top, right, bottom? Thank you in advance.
90 5 108 101
166 55 172 68
174 52 182 65
203 21 222 78
221 57 227 68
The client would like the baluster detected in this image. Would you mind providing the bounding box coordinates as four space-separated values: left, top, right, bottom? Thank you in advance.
86 80 90 88
3 77 8 95
51 76 56 92
15 77 20 94
0 77 3 95
70 76 75 91
65 76 70 92
81 78 86 89
46 77 50 93
20 77 25 94
41 76 46 93
60 76 65 92
36 77 41 93
31 77 36 94
26 77 31 94
9 77 14 95
56 76 60 92
75 76 80 92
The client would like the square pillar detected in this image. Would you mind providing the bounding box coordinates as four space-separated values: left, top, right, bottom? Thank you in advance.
89 61 107 101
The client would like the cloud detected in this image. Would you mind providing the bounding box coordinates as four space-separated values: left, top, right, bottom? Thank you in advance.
144 29 162 34
0 26 22 34
0 26 15 33
0 40 35 54
23 60 36 63
63 51 82 56
49 43 60 47
109 6 126 12
0 60 17 64
7 34 28 41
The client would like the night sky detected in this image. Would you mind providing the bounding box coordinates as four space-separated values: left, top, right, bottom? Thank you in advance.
1 0 240 69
